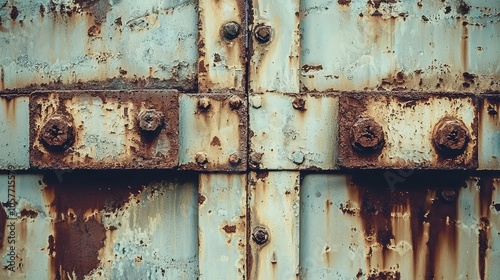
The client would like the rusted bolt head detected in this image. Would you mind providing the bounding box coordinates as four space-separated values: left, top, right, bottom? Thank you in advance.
39 115 75 152
350 117 385 152
249 152 263 168
197 97 211 111
252 226 269 245
254 24 272 44
292 97 306 110
229 153 241 165
292 151 305 165
222 21 241 41
441 188 457 201
228 95 243 110
138 109 164 133
433 118 469 157
195 152 208 165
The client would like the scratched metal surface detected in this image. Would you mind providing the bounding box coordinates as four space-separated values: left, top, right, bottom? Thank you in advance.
299 173 500 280
0 171 199 279
0 0 198 92
0 95 29 169
300 0 500 92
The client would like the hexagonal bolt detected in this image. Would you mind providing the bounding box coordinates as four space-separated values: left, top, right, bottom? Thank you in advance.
197 97 211 111
228 95 243 110
221 21 241 41
251 96 262 109
39 114 75 152
137 109 164 133
254 24 272 44
249 152 263 168
433 118 469 157
229 153 241 165
292 97 306 111
292 151 305 165
195 152 208 165
350 117 385 153
441 188 457 201
252 226 269 245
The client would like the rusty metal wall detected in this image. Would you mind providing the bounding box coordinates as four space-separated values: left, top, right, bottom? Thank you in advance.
0 0 499 279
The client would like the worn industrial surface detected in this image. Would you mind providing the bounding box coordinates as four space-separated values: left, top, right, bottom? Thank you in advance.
30 91 179 169
338 92 478 169
0 0 499 279
0 0 198 92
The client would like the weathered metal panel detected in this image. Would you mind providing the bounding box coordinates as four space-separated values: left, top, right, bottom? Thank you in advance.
0 171 199 279
300 0 500 92
300 173 500 279
249 0 300 93
198 174 246 279
249 92 338 170
198 0 246 92
0 0 198 92
479 95 499 170
338 92 478 169
179 93 247 171
30 91 179 169
0 95 29 170
249 171 300 279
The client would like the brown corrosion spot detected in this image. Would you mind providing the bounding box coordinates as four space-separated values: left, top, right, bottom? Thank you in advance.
367 270 401 280
351 117 385 153
432 117 469 157
198 193 206 205
338 0 351 5
210 136 221 146
458 2 470 15
478 217 489 280
223 225 237 234
39 4 45 17
39 114 75 152
87 25 101 37
10 6 19 20
20 209 38 219
301 65 323 73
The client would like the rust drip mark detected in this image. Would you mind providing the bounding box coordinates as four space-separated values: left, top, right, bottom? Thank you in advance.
0 64 4 91
302 65 324 73
198 193 206 205
0 205 7 249
461 24 469 71
478 177 493 280
210 136 221 147
39 4 45 17
42 170 148 279
349 171 466 277
223 225 237 234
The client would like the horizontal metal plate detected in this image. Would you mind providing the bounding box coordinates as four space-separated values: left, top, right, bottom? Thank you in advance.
0 95 29 169
338 93 478 169
249 93 338 170
30 91 179 169
479 95 500 169
179 93 247 171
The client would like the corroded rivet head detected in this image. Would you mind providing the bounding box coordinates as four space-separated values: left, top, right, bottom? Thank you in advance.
249 152 263 168
195 152 208 165
39 114 75 152
292 97 306 110
222 21 241 41
197 97 211 111
252 226 269 245
228 95 243 110
433 118 469 157
350 117 385 152
254 24 272 44
292 151 305 165
229 153 241 165
138 109 164 133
